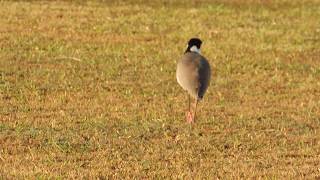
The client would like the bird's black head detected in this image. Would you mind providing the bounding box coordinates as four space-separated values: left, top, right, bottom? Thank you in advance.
185 38 202 54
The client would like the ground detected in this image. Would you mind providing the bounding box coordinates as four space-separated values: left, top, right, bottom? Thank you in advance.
1 0 320 178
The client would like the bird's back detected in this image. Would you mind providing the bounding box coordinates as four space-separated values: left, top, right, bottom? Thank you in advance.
176 52 211 99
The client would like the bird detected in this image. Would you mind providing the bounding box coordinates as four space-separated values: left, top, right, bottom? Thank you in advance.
176 38 211 123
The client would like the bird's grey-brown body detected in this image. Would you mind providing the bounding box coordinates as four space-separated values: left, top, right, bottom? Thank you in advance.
177 37 211 123
176 52 211 100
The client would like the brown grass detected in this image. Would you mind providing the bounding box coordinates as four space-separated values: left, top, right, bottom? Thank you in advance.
1 0 320 178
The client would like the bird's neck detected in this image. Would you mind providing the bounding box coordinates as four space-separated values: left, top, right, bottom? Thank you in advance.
185 45 201 54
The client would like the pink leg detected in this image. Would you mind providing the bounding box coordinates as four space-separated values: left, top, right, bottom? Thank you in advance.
185 95 194 123
186 111 193 123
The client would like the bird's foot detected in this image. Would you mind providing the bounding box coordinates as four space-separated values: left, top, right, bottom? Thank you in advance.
186 111 193 123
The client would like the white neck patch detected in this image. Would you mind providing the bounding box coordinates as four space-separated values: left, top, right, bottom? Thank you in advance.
190 45 201 54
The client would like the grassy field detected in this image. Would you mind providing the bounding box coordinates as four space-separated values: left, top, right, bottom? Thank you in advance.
1 0 320 178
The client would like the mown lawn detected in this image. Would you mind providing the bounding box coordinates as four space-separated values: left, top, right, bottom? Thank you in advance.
1 0 320 178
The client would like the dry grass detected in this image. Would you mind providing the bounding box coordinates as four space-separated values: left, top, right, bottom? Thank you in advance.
1 0 320 178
